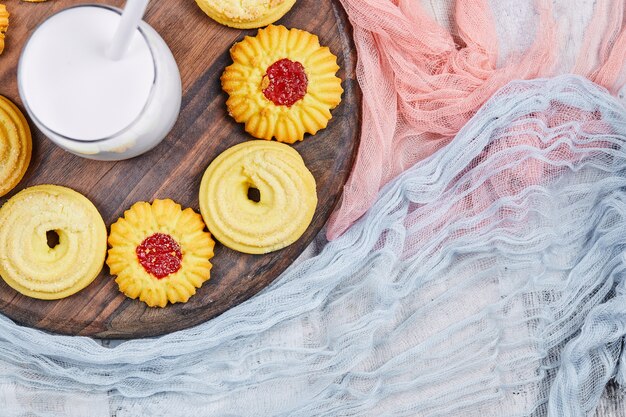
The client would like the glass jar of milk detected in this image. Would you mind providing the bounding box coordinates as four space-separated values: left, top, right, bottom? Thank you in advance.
18 4 182 161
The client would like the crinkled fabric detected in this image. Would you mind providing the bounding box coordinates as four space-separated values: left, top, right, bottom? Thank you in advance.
328 0 626 239
3 75 626 416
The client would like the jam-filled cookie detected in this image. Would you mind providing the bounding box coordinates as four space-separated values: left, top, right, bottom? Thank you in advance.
199 140 317 254
0 95 32 197
0 185 107 300
221 25 343 143
195 0 295 29
107 199 215 308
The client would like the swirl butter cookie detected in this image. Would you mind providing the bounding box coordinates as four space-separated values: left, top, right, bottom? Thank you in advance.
0 95 32 197
107 199 215 308
199 140 317 254
0 185 107 300
195 0 295 29
222 25 343 143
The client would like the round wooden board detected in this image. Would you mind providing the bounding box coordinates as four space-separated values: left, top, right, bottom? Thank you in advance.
0 0 360 338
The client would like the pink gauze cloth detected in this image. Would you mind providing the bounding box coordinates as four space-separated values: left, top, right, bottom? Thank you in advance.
328 0 626 240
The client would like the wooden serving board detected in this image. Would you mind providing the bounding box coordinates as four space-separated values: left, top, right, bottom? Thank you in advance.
0 0 360 338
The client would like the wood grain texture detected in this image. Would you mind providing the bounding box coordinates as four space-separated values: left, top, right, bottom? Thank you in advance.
0 0 360 338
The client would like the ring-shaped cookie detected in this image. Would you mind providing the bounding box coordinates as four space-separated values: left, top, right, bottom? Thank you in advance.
195 0 296 29
199 140 317 254
0 185 107 300
0 95 32 197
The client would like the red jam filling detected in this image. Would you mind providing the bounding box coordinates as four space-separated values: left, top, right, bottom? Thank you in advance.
262 58 308 107
136 233 182 279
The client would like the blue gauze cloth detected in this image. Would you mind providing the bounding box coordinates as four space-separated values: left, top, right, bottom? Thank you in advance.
1 75 626 417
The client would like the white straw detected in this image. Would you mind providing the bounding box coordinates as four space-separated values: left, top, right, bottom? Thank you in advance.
107 0 150 61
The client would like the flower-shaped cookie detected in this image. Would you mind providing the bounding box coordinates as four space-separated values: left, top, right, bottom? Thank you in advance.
0 4 8 55
221 25 343 143
107 199 215 308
